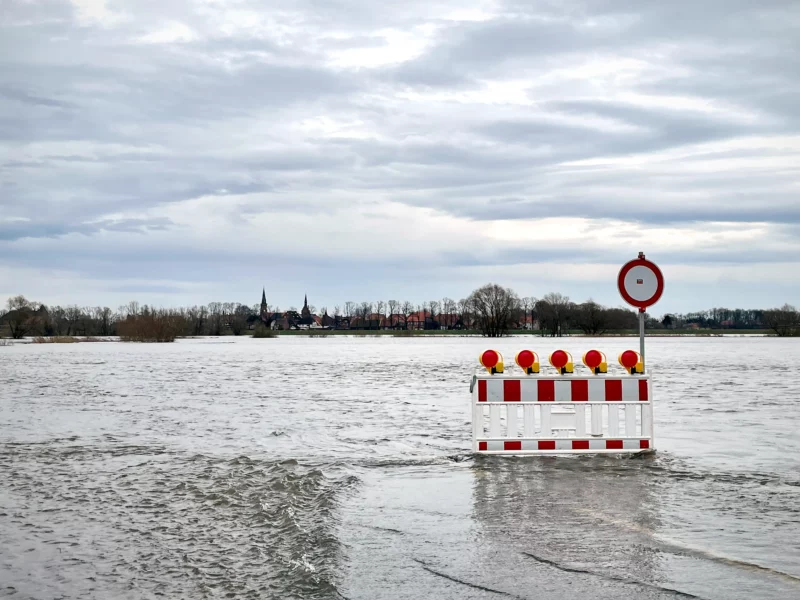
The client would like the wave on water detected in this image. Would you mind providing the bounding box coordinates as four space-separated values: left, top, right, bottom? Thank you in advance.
0 444 359 599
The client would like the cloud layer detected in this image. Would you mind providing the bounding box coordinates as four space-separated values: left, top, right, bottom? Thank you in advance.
2 0 799 312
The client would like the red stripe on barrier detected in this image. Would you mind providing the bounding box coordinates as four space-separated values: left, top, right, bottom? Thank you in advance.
504 440 522 451
571 380 588 401
605 379 622 401
504 380 521 402
639 440 650 449
478 380 487 402
538 380 555 402
606 440 624 449
478 441 487 451
572 440 590 450
538 440 556 450
639 380 649 401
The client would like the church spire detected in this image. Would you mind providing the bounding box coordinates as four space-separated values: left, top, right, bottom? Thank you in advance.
304 294 308 309
261 288 267 306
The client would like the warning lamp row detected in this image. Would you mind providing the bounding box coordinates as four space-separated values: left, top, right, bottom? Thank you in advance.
479 349 644 375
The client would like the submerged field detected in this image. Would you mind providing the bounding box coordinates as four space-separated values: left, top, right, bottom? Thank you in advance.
2 336 799 599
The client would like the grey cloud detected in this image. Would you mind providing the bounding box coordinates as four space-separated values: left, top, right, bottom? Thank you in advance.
0 217 177 242
1 0 799 303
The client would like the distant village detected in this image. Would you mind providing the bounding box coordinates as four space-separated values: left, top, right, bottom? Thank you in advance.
3 288 795 340
255 290 502 331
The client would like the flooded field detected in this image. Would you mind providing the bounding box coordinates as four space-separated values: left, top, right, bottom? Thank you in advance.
2 336 799 599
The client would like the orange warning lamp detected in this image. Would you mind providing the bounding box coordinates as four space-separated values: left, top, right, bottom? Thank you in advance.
549 350 574 374
479 349 504 374
582 349 608 374
515 350 540 374
619 350 644 374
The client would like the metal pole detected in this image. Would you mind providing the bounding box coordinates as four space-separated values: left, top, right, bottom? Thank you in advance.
639 310 645 372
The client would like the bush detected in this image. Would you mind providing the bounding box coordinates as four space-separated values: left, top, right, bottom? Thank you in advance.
252 325 277 339
117 310 183 342
33 336 79 343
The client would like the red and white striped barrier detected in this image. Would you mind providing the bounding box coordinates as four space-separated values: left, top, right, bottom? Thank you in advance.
471 350 654 455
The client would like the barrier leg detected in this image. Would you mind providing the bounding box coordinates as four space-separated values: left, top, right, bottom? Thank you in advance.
490 405 502 438
575 405 586 437
507 404 519 439
523 405 535 437
541 405 551 435
625 405 637 437
608 405 620 437
590 405 603 436
642 404 653 438
473 403 483 451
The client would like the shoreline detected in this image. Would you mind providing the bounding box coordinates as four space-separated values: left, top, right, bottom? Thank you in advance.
0 330 779 344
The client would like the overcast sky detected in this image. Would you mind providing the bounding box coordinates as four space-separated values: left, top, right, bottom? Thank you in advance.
2 0 799 314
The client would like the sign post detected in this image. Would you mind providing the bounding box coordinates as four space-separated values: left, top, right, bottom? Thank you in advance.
617 252 664 372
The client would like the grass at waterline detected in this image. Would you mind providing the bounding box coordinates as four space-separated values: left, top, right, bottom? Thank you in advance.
270 328 773 337
32 336 108 343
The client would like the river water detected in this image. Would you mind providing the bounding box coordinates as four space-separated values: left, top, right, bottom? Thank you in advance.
1 336 799 599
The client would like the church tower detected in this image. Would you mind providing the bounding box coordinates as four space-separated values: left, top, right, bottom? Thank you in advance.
301 293 311 318
260 288 269 322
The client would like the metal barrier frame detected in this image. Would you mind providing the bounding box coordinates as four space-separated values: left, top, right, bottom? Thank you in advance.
471 369 654 455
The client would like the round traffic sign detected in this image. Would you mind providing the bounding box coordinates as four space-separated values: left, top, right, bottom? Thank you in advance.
618 253 664 311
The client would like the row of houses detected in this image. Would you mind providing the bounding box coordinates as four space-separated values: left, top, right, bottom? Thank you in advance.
257 290 538 331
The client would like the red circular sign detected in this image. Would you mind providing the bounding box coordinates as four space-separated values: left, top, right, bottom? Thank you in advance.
620 350 640 370
517 350 536 369
550 350 569 370
584 350 604 370
481 350 499 368
618 254 664 312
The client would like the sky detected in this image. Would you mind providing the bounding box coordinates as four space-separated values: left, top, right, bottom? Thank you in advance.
1 0 799 315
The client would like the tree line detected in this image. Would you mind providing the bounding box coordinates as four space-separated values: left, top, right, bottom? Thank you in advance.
2 289 799 340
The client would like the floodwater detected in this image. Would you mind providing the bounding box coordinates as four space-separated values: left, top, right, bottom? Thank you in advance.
1 336 799 600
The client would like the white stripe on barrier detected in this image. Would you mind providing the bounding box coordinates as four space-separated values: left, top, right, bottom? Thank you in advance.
521 379 538 401
487 379 503 402
555 380 571 402
622 379 640 402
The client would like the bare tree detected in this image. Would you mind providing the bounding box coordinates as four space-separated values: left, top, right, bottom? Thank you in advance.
457 298 469 329
763 304 800 336
467 284 520 337
230 304 251 335
359 301 373 328
537 293 572 337
374 300 385 329
344 301 356 318
126 301 140 318
207 302 223 336
575 299 608 335
65 305 82 336
95 306 113 335
5 295 36 339
401 301 413 329
520 297 531 330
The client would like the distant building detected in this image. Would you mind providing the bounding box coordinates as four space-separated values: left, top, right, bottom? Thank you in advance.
258 288 327 330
